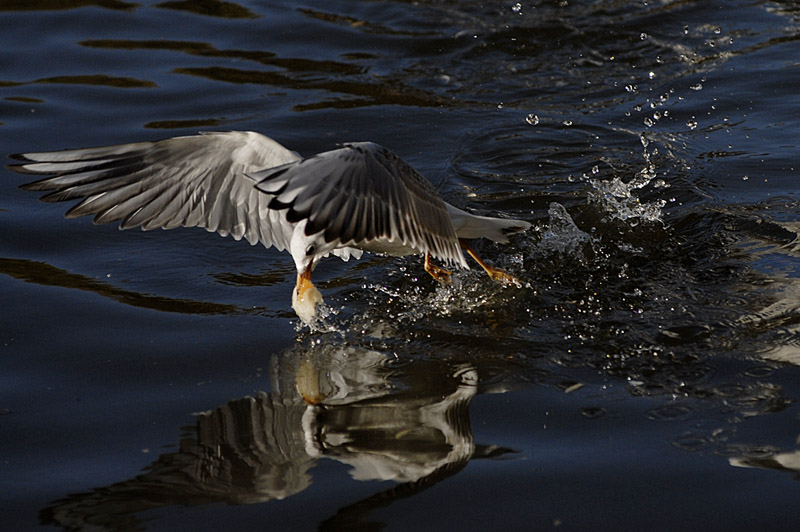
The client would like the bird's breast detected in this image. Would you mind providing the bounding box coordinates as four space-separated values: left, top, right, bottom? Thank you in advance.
352 237 421 257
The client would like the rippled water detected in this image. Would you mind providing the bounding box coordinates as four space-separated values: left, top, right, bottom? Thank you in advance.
4 1 800 530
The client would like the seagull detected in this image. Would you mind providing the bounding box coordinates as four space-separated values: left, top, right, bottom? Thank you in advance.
9 131 531 323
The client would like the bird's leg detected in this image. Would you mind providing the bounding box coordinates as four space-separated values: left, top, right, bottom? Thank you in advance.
292 267 324 324
424 252 452 285
460 239 520 286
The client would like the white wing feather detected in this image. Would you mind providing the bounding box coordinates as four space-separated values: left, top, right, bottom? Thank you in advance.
12 131 301 251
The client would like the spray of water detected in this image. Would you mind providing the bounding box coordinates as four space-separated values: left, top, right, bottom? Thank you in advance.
588 135 667 226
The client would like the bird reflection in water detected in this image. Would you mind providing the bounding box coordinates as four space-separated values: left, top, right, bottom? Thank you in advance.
40 343 514 531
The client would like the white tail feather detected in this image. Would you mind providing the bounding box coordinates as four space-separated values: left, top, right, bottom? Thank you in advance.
445 203 531 243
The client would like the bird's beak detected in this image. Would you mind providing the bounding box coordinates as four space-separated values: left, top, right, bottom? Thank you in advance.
292 269 324 324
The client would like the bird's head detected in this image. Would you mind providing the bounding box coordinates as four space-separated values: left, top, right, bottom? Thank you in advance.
292 275 324 324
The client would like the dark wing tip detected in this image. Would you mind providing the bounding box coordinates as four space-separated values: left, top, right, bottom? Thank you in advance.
251 165 293 188
7 161 41 176
508 219 533 233
267 196 292 211
17 177 51 191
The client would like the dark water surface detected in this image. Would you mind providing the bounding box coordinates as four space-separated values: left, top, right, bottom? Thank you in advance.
3 1 800 530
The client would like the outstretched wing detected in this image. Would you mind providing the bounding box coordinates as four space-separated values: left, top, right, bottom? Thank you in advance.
9 131 301 250
251 142 467 268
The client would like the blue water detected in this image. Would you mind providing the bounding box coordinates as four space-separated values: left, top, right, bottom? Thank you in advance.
3 1 800 530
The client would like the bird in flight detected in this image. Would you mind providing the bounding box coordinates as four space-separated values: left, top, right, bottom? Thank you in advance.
9 131 531 323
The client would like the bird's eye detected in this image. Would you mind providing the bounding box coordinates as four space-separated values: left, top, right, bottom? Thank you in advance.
305 245 316 256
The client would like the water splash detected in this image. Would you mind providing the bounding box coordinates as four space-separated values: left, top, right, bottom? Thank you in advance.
588 135 666 226
538 202 592 256
294 302 347 335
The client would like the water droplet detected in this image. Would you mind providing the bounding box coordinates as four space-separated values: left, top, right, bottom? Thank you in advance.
562 120 573 126
648 71 655 79
686 119 698 130
591 165 599 174
511 2 523 14
742 175 749 181
644 116 654 127
525 113 539 125
690 82 703 91
640 32 648 40
624 83 637 93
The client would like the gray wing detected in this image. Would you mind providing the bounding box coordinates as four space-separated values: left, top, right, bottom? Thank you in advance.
250 142 467 268
9 131 302 250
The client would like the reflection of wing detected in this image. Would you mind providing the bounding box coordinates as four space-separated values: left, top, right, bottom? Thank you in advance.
306 384 475 483
730 450 800 474
319 449 472 532
295 346 479 483
41 392 312 531
41 343 506 532
12 131 301 248
192 392 313 502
